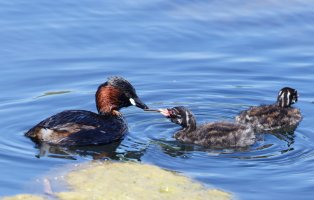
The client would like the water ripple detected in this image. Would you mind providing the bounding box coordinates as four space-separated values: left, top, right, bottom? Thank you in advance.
1 0 314 199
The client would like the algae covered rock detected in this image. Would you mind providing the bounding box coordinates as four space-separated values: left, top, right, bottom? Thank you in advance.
57 162 230 200
2 162 231 200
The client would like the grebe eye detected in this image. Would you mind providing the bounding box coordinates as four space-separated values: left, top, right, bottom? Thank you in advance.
175 114 182 119
170 111 181 119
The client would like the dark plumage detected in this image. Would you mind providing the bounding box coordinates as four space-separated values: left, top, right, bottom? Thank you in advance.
160 106 256 148
235 87 302 132
25 76 148 146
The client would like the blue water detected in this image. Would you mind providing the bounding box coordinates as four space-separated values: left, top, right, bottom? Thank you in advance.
1 1 314 199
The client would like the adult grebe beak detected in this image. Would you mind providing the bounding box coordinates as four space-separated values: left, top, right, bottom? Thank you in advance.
129 97 149 110
144 108 173 118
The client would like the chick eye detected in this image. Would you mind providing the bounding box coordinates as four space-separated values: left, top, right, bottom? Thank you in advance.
176 114 182 119
169 113 181 119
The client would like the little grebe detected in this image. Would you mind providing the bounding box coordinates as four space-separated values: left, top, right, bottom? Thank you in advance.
159 106 255 148
25 76 148 146
235 87 302 132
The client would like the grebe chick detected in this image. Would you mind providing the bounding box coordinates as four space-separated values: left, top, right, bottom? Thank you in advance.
159 106 255 148
235 87 302 132
25 76 148 146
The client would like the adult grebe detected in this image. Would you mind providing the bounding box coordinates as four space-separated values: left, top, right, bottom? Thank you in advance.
25 76 148 146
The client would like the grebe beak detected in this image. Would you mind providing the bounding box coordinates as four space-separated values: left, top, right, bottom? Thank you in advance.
158 109 171 117
129 97 149 110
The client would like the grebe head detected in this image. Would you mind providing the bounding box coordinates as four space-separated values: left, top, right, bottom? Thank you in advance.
96 76 148 115
160 106 196 131
277 87 298 108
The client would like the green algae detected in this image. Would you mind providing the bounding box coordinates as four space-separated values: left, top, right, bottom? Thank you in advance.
2 162 231 200
35 91 71 99
57 162 230 200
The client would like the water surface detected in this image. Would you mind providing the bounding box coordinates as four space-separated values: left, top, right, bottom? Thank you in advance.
1 1 314 199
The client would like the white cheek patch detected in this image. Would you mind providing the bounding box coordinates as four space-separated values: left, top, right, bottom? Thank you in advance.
129 98 136 106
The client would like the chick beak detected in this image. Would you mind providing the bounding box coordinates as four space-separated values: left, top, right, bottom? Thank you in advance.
129 97 149 110
159 109 171 117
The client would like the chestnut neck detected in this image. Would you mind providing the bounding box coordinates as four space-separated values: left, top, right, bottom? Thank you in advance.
95 85 122 115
